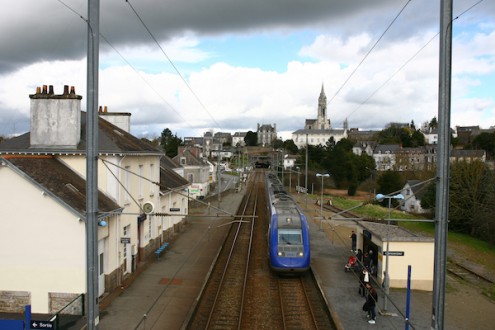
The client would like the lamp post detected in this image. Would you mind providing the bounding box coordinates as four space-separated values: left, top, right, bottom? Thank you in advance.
289 166 292 193
296 166 300 193
316 173 330 223
375 193 404 312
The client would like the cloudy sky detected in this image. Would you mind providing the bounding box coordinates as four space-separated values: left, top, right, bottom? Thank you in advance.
1 0 494 140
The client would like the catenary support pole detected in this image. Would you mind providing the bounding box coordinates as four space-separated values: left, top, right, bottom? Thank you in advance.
86 0 100 329
432 0 452 329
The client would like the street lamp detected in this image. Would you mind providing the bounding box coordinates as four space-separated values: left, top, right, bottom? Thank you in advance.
375 193 405 313
296 166 300 193
316 173 330 223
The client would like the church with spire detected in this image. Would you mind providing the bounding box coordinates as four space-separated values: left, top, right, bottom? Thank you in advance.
292 84 348 149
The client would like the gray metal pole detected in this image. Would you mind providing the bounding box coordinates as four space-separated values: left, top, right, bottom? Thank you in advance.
384 198 391 312
432 0 452 329
86 0 100 329
305 134 308 209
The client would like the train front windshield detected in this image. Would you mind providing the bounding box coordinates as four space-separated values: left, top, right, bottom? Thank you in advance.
278 229 302 245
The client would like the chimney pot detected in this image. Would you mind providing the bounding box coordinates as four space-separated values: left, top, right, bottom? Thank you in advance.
48 85 54 94
99 106 102 112
42 85 48 94
70 86 75 95
36 86 41 94
63 85 69 95
104 106 108 112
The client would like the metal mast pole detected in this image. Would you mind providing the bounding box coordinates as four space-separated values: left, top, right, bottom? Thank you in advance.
432 0 452 329
86 0 100 329
305 134 308 209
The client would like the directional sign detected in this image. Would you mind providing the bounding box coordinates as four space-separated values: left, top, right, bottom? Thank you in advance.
121 237 131 244
384 251 405 256
31 320 54 329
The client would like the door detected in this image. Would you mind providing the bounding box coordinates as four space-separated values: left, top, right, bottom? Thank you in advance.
123 225 131 274
98 239 105 297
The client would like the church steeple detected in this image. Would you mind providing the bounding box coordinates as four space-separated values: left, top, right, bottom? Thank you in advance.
318 84 327 118
317 84 330 129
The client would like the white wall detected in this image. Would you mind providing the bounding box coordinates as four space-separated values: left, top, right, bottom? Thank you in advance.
0 165 86 313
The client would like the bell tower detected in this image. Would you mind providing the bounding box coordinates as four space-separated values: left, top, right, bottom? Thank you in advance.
317 84 330 129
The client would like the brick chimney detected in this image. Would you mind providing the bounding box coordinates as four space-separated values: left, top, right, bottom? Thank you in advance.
29 85 82 149
98 105 132 133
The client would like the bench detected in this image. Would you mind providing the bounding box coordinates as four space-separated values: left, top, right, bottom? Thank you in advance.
155 242 169 259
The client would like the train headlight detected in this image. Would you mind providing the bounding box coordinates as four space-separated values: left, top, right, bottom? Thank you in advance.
298 252 304 257
278 252 283 256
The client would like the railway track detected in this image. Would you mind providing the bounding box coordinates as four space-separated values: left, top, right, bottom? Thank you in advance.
278 272 334 330
447 260 494 286
187 173 258 330
187 170 336 329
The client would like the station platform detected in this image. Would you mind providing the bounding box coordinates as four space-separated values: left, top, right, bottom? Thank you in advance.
93 188 478 330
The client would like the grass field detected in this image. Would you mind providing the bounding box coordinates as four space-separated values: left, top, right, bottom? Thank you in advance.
325 190 495 279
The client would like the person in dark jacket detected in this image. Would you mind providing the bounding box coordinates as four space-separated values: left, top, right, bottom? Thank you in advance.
365 283 378 324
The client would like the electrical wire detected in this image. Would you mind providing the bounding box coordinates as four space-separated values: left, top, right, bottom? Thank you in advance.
327 0 413 106
55 0 194 129
125 0 221 128
343 0 485 122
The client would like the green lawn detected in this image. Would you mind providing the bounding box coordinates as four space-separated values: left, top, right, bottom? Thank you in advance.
327 192 495 276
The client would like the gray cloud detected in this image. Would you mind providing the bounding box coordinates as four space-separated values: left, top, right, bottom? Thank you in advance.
2 0 446 74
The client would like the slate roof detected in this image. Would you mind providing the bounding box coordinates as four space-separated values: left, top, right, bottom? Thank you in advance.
0 112 162 155
360 221 433 242
2 155 121 218
292 128 346 135
405 180 431 200
159 157 189 192
172 149 207 166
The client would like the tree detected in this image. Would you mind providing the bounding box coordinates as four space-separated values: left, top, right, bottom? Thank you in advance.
272 138 284 150
283 139 298 154
472 132 495 160
429 117 438 130
420 160 495 244
244 131 257 146
448 160 495 241
376 170 403 200
160 128 182 158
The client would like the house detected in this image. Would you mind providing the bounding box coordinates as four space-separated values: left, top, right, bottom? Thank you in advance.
401 180 431 214
257 123 277 147
352 141 375 157
373 144 401 171
0 155 121 313
0 84 190 313
232 132 247 147
173 147 210 199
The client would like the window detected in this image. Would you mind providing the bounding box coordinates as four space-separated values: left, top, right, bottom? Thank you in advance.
124 166 131 203
150 163 155 196
99 253 104 275
278 229 302 245
138 164 143 199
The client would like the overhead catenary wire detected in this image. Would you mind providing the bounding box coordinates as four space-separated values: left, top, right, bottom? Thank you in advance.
56 0 194 129
327 0 413 106
342 0 485 122
125 0 221 129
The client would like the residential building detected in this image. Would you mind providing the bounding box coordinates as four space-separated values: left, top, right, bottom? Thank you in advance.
173 147 210 199
257 123 277 147
0 84 189 313
401 180 431 214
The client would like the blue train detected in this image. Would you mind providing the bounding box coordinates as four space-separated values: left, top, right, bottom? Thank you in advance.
266 172 310 273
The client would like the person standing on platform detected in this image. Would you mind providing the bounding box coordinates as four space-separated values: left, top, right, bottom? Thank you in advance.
359 267 369 297
365 283 378 324
350 230 357 252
